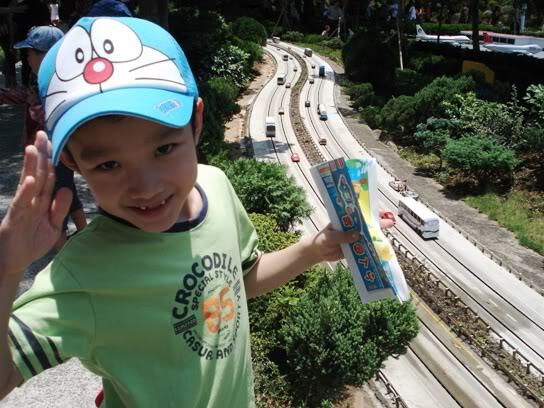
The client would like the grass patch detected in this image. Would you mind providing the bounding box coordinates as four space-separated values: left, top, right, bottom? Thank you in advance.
464 191 544 256
293 42 343 65
398 147 443 177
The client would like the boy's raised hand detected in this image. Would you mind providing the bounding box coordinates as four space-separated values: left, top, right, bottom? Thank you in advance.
0 131 72 276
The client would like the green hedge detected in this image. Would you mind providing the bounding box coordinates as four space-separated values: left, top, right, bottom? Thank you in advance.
343 29 397 91
231 16 268 46
411 41 544 94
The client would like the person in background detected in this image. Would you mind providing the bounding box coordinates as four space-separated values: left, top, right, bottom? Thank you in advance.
87 0 132 17
12 0 50 87
321 24 331 37
407 1 417 21
49 2 60 26
0 26 87 250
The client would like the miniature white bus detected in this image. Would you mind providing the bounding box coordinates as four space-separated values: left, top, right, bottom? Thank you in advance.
282 54 288 61
265 116 276 137
398 197 440 239
277 73 285 85
317 104 327 120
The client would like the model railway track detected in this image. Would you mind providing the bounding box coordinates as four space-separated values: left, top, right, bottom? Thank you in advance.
268 43 542 402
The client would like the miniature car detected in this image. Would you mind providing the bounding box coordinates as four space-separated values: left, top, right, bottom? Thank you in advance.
293 66 298 71
382 211 396 222
305 100 310 107
285 82 291 88
388 179 405 192
291 152 300 162
311 64 315 68
319 138 327 145
278 107 285 115
309 78 314 84
402 190 419 200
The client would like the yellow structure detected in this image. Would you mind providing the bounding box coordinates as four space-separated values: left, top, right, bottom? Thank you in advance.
462 61 495 84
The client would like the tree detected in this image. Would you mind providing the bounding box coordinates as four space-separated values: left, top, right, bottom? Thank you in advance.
209 157 312 231
277 265 418 404
414 117 456 169
443 136 519 186
139 0 169 28
470 0 480 52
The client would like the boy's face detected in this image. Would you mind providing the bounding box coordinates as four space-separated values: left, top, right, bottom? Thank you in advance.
62 98 204 233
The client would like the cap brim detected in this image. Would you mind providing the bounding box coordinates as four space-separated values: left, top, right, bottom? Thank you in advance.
13 40 32 49
51 87 195 165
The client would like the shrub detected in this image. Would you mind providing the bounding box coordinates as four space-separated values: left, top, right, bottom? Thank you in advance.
321 36 344 49
361 105 382 129
414 117 459 168
210 45 251 89
525 126 544 151
378 95 418 138
344 82 376 110
209 158 312 230
406 51 459 77
169 9 230 79
443 136 519 185
277 266 418 405
342 29 397 91
393 68 432 96
198 78 241 156
282 30 304 42
524 84 544 121
232 37 263 68
231 16 267 46
380 75 476 140
444 91 526 149
302 33 324 43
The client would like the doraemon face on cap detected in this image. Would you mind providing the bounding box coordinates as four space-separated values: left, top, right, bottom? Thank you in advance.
38 17 199 165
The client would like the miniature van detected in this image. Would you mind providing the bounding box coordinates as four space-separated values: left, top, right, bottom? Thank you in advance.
318 65 325 77
265 116 276 137
317 104 327 120
304 48 313 57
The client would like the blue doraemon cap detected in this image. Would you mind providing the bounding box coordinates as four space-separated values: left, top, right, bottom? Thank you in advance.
38 17 199 165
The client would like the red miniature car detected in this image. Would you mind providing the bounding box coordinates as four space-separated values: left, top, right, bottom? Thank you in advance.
291 152 300 162
382 211 396 222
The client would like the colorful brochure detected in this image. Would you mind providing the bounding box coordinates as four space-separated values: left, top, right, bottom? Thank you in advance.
311 158 410 304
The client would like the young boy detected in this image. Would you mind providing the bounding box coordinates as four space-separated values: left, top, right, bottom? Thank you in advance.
1 25 87 249
0 17 359 406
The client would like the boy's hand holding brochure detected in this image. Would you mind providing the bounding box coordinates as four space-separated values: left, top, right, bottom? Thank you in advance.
311 157 410 304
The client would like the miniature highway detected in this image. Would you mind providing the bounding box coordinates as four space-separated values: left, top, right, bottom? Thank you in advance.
249 41 537 407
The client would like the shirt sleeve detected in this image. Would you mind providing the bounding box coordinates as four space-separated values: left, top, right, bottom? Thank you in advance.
8 261 96 383
224 176 261 275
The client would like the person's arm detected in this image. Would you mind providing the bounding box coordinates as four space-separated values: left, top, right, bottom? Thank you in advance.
0 132 71 398
244 226 359 299
70 208 87 231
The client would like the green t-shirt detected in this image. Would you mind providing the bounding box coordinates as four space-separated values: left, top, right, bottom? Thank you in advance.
8 165 260 407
